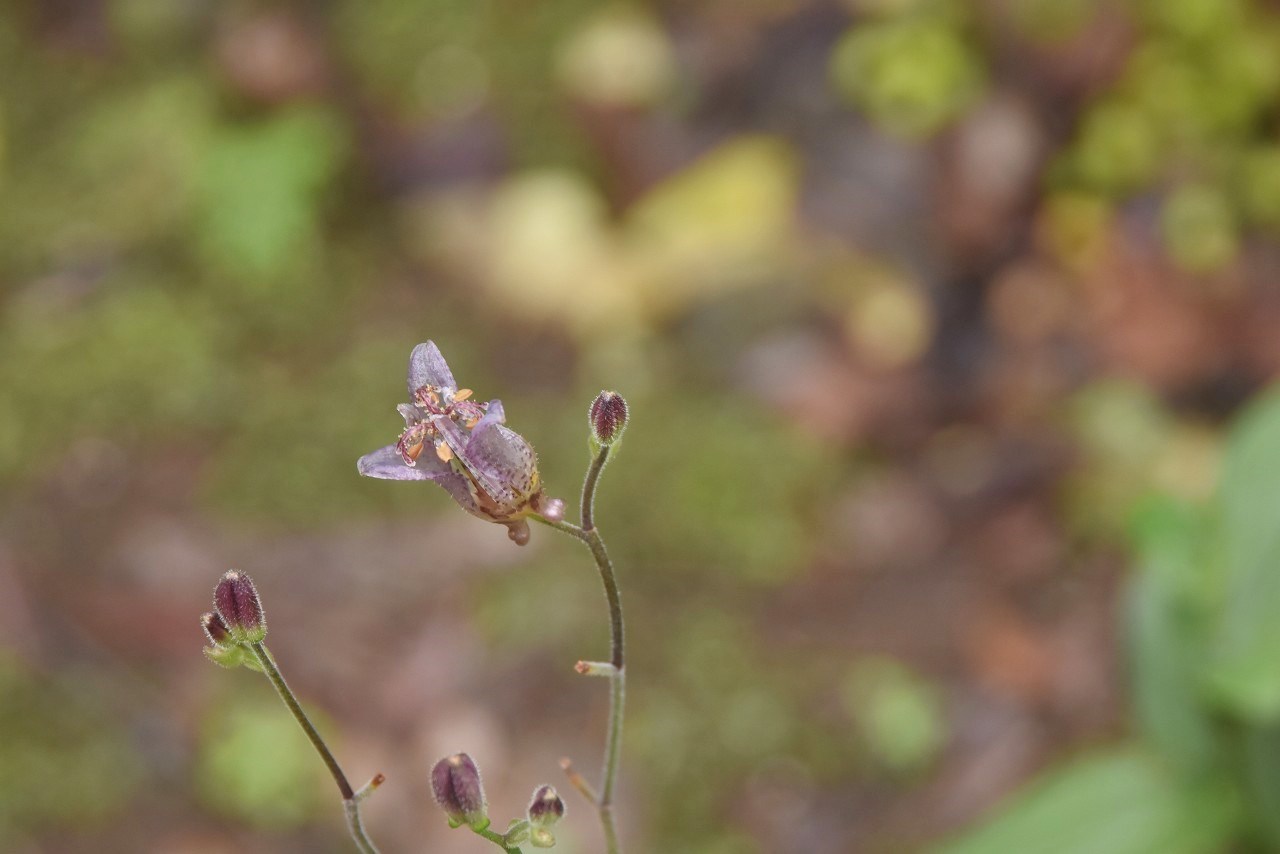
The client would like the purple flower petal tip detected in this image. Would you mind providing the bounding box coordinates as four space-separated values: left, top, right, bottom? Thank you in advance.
358 445 440 481
408 341 457 395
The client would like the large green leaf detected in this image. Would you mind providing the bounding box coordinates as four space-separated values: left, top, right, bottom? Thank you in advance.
1211 390 1280 718
1127 497 1221 770
938 749 1240 854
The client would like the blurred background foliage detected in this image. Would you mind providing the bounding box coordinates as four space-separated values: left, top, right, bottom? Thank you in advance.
5 0 1280 852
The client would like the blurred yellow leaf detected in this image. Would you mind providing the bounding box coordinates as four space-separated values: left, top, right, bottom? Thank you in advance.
485 170 645 338
557 5 675 107
625 135 799 311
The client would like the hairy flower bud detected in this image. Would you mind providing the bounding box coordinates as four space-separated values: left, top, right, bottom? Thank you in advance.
527 785 565 828
431 753 489 830
201 611 232 647
589 390 628 446
213 570 266 643
201 611 251 669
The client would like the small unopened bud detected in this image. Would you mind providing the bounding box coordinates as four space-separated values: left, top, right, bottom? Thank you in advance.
201 611 247 669
213 570 266 643
527 785 565 828
534 494 565 523
201 611 232 647
431 753 489 830
589 390 628 447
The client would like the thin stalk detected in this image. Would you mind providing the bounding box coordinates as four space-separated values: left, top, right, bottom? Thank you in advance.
581 444 610 532
538 443 628 851
473 824 523 853
533 514 588 541
249 642 381 854
567 444 627 852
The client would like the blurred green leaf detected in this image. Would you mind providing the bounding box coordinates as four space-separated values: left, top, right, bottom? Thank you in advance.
1126 496 1221 770
843 657 945 773
197 692 329 828
940 749 1240 854
1160 184 1239 274
1063 100 1159 195
196 107 345 279
1210 389 1280 718
1239 146 1280 230
830 16 984 137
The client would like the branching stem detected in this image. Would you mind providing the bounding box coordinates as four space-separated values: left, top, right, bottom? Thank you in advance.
249 642 381 854
537 443 625 853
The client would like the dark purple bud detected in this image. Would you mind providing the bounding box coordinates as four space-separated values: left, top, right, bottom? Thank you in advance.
527 784 565 828
201 611 232 647
589 390 628 446
214 570 266 643
431 753 489 830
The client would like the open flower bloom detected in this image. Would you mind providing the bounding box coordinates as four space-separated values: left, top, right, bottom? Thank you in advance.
357 342 564 545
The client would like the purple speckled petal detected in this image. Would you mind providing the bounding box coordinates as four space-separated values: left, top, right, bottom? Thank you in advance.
464 420 539 503
407 341 456 395
357 444 450 481
437 470 483 516
433 414 530 508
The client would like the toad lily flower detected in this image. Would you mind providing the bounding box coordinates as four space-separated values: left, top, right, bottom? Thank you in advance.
357 342 565 545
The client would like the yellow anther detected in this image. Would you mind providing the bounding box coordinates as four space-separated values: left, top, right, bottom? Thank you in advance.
453 388 473 402
436 442 454 462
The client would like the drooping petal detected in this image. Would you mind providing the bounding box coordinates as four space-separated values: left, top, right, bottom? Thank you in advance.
464 420 540 503
435 469 485 517
431 414 530 508
407 341 456 395
357 444 451 481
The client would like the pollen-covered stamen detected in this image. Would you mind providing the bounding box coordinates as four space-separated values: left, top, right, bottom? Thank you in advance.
436 441 454 462
397 423 433 466
414 385 447 413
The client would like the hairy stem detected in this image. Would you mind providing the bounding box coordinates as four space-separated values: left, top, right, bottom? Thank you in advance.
580 443 610 532
570 445 627 852
250 642 381 854
473 824 523 853
535 444 628 851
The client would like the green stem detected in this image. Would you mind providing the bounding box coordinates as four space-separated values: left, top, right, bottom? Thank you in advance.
581 444 610 532
250 642 381 854
586 527 625 853
537 444 627 851
532 514 589 542
568 445 627 852
472 824 523 853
